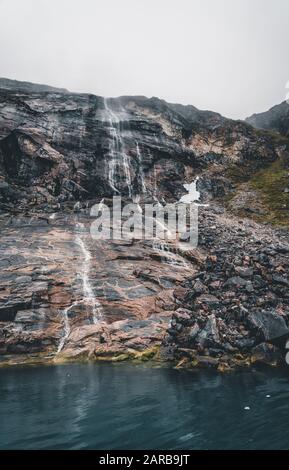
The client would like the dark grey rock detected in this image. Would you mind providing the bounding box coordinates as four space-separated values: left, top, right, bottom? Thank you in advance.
196 314 220 347
225 276 248 287
235 266 254 278
247 310 289 341
272 274 289 286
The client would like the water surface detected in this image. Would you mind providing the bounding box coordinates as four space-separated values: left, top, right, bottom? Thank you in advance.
0 363 289 449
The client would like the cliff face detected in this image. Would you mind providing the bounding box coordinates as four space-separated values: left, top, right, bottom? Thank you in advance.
242 102 289 227
0 79 289 370
246 101 289 138
0 80 284 211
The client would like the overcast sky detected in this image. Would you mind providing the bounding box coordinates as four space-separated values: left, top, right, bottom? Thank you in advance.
0 0 289 119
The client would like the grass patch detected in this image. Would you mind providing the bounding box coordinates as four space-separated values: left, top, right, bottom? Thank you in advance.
251 157 289 226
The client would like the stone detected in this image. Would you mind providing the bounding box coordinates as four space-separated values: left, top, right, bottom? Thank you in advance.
235 266 254 278
189 323 200 340
196 314 220 347
225 276 248 287
247 310 289 342
251 342 280 365
173 308 192 324
192 280 208 294
272 274 289 286
196 294 219 306
15 276 32 284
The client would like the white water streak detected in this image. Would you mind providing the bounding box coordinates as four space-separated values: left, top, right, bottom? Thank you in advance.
136 141 147 194
57 302 77 353
75 234 103 324
103 98 132 196
153 240 188 267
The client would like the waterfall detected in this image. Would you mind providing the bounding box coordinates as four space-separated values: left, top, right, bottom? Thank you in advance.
150 198 189 268
136 141 147 194
56 222 103 354
103 98 132 197
75 232 103 324
153 240 188 267
57 303 75 353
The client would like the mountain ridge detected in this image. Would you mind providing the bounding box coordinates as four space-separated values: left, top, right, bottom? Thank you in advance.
0 77 69 94
246 100 289 137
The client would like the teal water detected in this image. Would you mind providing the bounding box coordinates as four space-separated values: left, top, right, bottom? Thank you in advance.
0 363 289 450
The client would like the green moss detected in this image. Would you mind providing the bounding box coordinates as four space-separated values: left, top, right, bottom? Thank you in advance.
111 353 131 362
190 357 199 367
226 164 256 183
217 362 232 373
133 345 161 362
251 156 289 226
93 345 161 364
254 128 289 145
93 351 132 362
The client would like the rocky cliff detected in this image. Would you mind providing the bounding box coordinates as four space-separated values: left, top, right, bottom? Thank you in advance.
0 78 288 370
246 101 289 138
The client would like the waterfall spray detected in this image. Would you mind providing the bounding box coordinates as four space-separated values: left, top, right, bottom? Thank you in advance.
75 232 103 324
103 98 133 197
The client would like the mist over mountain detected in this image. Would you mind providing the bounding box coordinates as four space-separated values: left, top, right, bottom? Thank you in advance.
246 101 289 138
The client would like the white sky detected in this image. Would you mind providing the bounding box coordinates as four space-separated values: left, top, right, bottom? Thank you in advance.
0 0 289 119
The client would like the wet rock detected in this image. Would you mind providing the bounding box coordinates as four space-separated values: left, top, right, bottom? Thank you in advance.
0 299 31 321
188 323 200 340
14 309 49 331
196 294 219 307
192 279 208 294
225 276 248 288
247 310 289 342
194 355 220 368
196 314 220 347
245 281 254 293
126 286 155 299
15 276 32 284
272 274 289 286
235 266 254 278
173 308 192 325
251 342 280 365
173 287 189 302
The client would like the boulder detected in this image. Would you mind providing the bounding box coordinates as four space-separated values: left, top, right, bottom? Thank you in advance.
196 294 219 307
225 276 248 287
235 266 254 278
196 314 220 347
247 310 289 342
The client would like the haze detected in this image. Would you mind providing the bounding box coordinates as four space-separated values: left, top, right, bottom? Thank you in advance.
0 0 289 119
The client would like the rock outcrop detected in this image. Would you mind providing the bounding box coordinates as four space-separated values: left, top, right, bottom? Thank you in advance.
164 205 289 369
0 79 286 210
246 101 289 138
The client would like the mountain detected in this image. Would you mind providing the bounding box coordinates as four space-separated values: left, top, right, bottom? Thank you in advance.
0 77 68 94
0 81 286 211
246 101 289 137
0 78 288 370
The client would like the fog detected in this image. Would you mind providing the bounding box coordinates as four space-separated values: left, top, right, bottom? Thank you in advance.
1 0 289 118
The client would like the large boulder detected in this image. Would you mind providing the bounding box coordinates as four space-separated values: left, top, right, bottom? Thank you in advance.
247 310 289 342
196 314 220 347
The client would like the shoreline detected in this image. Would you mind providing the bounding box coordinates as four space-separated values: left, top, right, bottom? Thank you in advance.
0 345 286 372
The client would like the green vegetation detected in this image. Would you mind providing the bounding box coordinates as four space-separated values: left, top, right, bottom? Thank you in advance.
251 156 289 226
254 128 289 145
224 126 289 227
